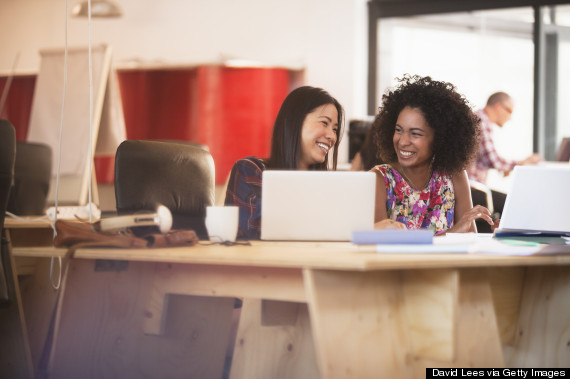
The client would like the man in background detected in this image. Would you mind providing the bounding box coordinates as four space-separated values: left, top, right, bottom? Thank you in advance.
467 92 543 226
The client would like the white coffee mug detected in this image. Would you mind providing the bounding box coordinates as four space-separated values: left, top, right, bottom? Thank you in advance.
205 206 239 242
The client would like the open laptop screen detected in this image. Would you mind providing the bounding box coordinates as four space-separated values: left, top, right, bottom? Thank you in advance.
261 171 376 241
496 165 570 235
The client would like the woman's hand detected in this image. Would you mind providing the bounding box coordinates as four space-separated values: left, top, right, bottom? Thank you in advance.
374 219 407 230
450 205 493 233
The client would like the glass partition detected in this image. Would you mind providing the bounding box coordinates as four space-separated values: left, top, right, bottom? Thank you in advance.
375 5 570 191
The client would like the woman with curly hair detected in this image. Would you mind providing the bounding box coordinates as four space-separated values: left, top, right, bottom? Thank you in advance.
372 74 494 234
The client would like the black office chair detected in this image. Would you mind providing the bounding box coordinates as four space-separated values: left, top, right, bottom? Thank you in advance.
7 141 52 216
0 119 34 377
114 140 215 239
470 180 495 233
0 119 16 304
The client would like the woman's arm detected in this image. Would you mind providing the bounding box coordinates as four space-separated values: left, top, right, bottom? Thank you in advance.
224 158 264 239
448 170 493 233
373 169 406 230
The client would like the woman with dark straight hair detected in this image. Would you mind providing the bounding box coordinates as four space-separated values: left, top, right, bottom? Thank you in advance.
225 86 344 239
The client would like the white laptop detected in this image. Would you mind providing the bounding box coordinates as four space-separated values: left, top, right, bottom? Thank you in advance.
261 171 376 241
495 165 570 236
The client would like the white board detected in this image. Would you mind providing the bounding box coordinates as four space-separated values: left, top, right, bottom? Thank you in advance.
27 44 125 205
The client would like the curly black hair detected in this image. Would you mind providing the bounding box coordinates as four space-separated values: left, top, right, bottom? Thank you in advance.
372 74 480 174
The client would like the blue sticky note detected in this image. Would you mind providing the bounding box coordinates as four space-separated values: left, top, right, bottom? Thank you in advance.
352 230 433 245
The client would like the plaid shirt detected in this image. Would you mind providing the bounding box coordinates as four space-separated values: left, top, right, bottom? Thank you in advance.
467 109 517 184
224 157 265 240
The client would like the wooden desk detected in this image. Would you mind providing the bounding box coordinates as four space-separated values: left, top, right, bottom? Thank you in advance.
3 219 60 378
10 241 570 378
4 218 53 254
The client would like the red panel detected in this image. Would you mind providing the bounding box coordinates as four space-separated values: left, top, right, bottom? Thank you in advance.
0 75 36 141
116 70 153 140
94 156 115 184
117 69 198 141
147 69 198 140
192 66 290 183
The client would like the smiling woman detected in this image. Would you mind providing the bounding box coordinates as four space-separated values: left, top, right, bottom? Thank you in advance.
371 74 495 235
224 86 344 240
298 103 339 170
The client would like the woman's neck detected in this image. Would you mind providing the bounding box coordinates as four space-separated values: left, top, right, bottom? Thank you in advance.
393 162 433 190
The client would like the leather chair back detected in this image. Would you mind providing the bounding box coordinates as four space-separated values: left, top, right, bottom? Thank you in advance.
0 119 16 303
114 140 215 239
7 141 52 215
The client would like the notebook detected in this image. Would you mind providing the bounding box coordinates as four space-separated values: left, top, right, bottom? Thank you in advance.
495 165 570 236
261 171 376 241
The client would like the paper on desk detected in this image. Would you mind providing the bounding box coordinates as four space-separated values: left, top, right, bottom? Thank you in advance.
469 236 543 255
376 233 477 254
375 233 553 255
534 244 570 255
437 233 480 244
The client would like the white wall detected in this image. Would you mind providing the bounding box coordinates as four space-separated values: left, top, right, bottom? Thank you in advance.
0 0 370 163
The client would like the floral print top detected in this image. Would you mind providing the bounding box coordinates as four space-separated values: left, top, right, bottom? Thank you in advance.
373 164 455 234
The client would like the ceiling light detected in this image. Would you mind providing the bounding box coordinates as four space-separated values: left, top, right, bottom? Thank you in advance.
72 0 123 18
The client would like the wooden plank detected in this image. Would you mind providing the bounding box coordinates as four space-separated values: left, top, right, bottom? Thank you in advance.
17 256 64 376
0 237 34 378
9 227 54 247
507 266 570 367
12 246 68 259
487 267 525 345
72 243 570 271
14 256 39 276
402 269 458 362
4 218 52 229
48 259 235 379
142 263 305 335
230 299 319 379
454 269 504 366
5 239 570 272
305 267 504 379
304 269 413 379
261 300 299 326
409 268 504 378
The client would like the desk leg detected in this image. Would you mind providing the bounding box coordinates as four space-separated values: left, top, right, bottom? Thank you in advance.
487 267 526 347
408 268 504 376
0 232 34 378
303 268 504 379
453 268 505 366
17 256 63 375
304 269 414 378
507 266 570 367
230 299 319 379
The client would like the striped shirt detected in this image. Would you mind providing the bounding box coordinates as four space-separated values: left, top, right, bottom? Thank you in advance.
467 109 517 184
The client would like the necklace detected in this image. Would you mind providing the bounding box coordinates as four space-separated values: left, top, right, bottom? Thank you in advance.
399 165 433 190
